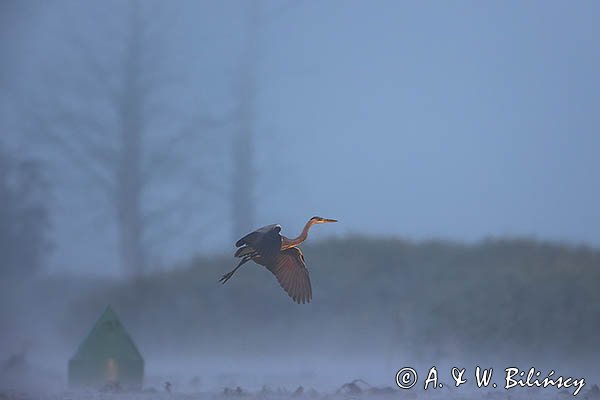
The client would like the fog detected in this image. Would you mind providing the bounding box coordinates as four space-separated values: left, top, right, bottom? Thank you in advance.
1 1 599 399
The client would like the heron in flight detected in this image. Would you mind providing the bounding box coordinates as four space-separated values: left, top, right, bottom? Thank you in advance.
219 216 338 304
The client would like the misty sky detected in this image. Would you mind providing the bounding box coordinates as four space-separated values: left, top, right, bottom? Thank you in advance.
2 0 599 275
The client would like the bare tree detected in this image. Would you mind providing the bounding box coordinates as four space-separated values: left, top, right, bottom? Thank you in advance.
231 0 261 239
115 1 146 276
22 1 218 276
230 0 304 239
0 141 51 279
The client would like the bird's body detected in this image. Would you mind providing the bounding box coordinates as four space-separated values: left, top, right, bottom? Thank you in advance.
220 216 337 304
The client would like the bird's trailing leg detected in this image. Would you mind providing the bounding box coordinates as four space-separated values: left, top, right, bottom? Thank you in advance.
219 256 251 284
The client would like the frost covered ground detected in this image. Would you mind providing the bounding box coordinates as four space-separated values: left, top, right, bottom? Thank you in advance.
2 380 600 400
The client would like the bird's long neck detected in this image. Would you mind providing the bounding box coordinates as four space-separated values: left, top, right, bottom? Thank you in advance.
283 219 316 249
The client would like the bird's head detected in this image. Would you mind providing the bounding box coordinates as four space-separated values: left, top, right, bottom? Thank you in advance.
310 216 338 224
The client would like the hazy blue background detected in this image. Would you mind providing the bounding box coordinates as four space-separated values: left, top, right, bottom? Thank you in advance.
2 0 599 276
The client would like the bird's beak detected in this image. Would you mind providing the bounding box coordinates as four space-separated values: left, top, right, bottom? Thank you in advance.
323 218 338 223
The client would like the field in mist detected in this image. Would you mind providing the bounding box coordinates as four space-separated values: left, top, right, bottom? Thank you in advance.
2 237 599 398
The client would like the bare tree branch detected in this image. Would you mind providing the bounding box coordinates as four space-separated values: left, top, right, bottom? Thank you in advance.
24 105 114 195
64 34 120 100
141 113 230 183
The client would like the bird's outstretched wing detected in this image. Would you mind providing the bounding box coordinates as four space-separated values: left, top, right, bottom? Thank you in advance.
256 247 312 304
235 224 282 259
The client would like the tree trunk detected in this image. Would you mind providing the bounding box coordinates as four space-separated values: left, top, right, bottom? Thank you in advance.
232 0 260 239
116 0 146 277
